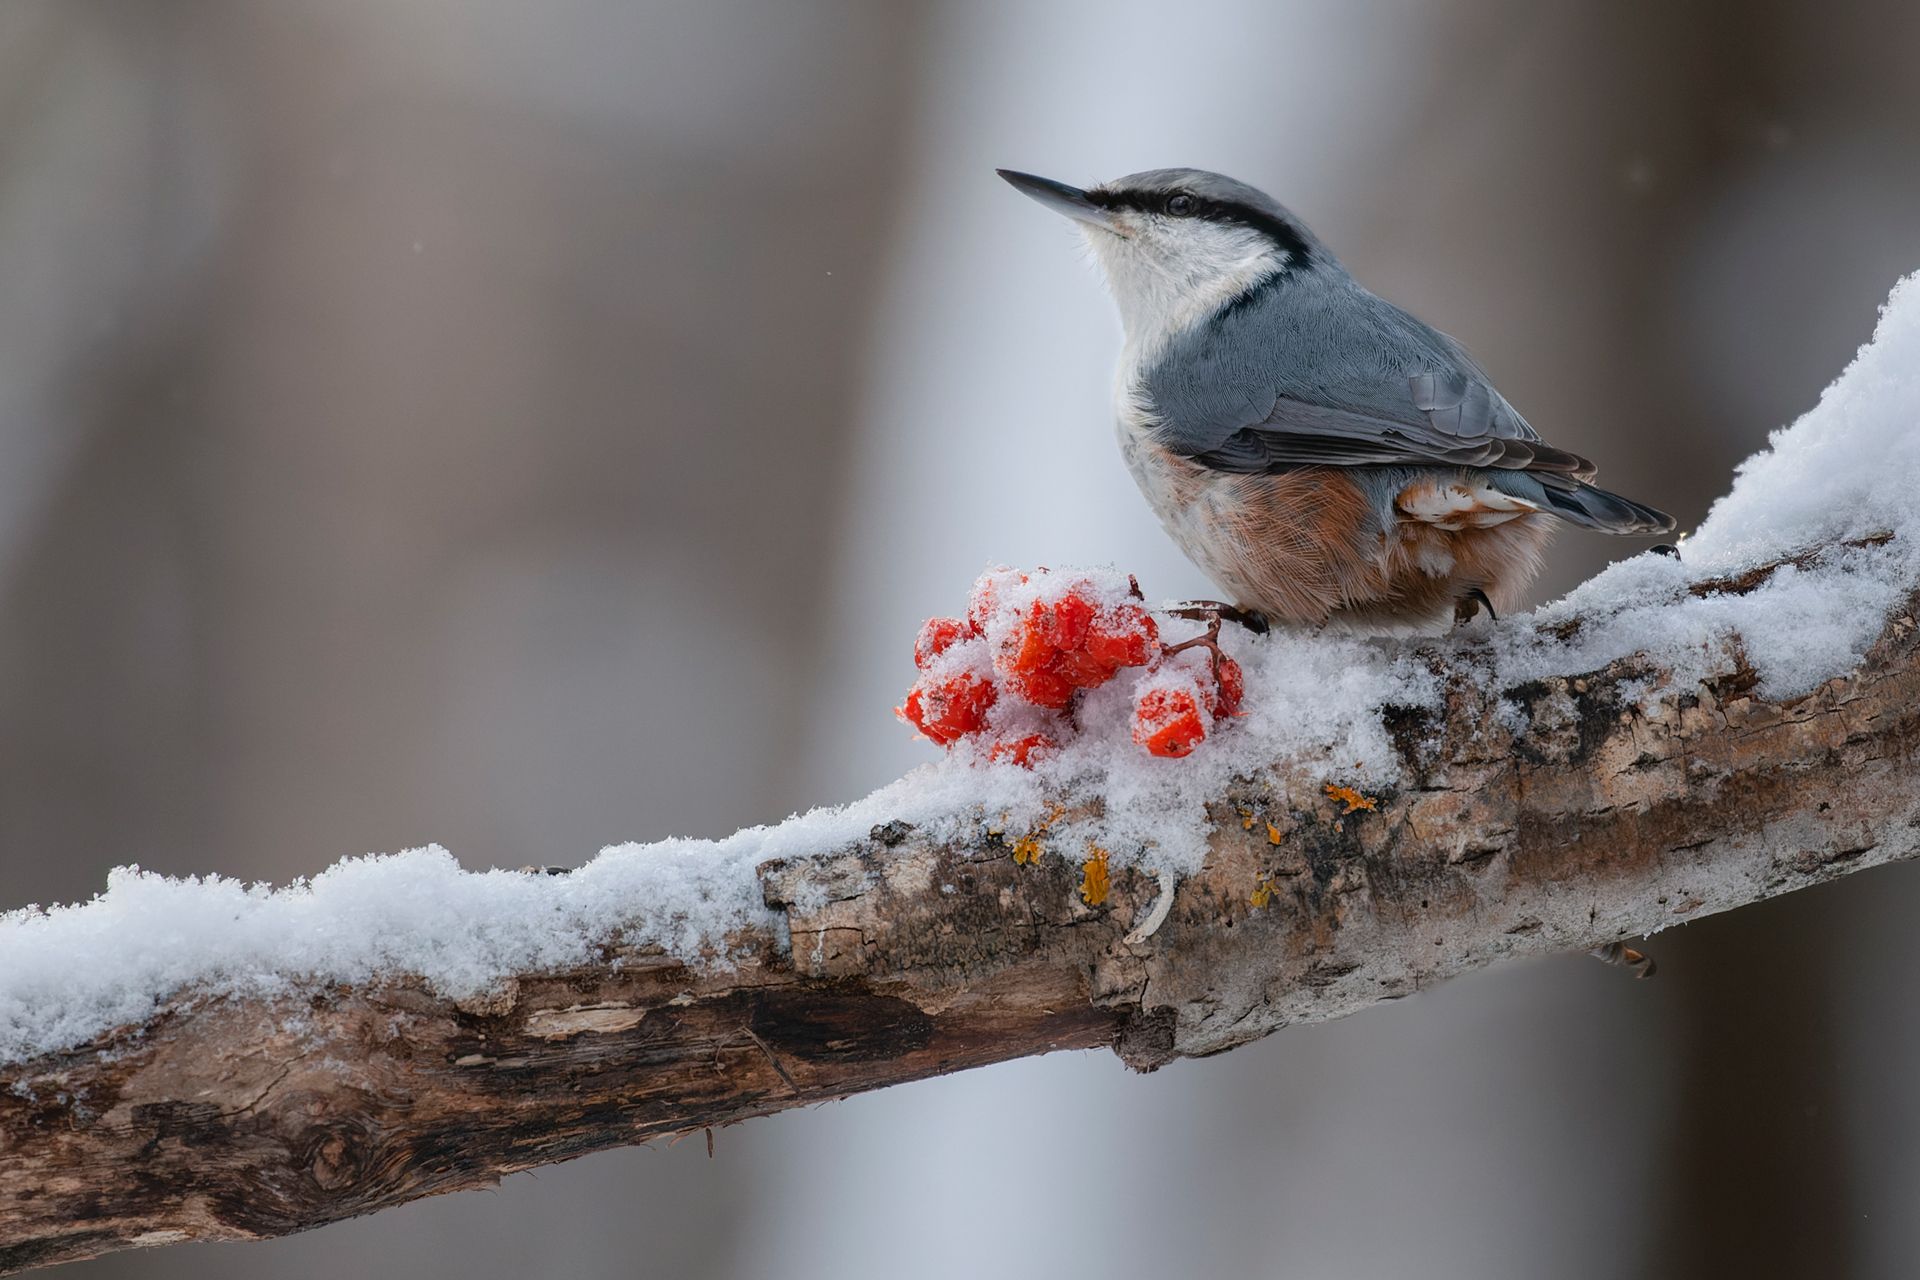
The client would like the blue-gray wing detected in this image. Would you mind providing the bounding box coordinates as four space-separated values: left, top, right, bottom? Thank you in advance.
1143 281 1598 484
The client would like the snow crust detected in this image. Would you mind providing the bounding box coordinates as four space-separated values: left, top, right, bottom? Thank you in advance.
4 273 1919 1067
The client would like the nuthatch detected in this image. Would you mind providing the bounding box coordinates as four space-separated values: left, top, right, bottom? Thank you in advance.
999 167 1675 632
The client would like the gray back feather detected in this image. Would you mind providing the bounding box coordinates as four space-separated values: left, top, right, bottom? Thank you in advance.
1143 270 1598 482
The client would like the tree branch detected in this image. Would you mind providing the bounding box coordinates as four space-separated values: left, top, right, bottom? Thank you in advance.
5 540 1920 1273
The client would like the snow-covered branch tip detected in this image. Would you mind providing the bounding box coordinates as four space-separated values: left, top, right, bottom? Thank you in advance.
5 271 1920 1272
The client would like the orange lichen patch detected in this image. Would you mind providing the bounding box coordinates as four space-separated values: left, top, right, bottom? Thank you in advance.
1007 803 1069 866
1250 876 1276 909
1079 847 1110 907
1240 807 1256 831
1265 822 1283 846
1324 783 1378 815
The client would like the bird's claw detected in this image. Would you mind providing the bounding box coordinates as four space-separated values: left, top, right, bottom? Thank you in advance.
1452 587 1498 628
1166 600 1270 635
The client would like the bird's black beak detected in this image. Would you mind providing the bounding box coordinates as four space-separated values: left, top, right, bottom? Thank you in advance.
996 169 1116 230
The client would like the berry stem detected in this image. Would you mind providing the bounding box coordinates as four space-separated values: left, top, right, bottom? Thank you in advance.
1161 614 1228 683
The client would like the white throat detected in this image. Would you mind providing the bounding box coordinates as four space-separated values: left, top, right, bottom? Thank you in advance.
1087 221 1285 371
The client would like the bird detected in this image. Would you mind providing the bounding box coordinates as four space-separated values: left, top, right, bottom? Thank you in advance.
998 166 1676 633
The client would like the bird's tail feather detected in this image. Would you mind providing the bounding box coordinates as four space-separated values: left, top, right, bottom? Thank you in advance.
1534 481 1675 535
1487 472 1676 535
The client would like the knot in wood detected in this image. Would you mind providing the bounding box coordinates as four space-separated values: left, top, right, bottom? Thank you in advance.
301 1123 370 1194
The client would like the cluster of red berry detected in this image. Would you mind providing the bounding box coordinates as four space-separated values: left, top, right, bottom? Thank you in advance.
1130 648 1243 758
898 568 1244 764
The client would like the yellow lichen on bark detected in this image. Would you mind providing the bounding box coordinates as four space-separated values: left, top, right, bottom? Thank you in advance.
1324 784 1377 815
1079 847 1110 906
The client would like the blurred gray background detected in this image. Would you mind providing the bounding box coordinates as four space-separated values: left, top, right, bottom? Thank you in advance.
4 2 1918 1277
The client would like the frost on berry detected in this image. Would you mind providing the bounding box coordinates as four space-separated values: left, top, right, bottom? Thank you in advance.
897 669 995 745
1042 590 1094 650
981 570 1160 710
1211 653 1245 718
901 565 1251 765
913 616 968 669
1083 603 1158 671
966 569 1025 636
1005 662 1076 710
989 733 1057 769
1132 685 1209 758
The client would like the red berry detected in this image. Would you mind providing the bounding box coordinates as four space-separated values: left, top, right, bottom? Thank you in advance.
1132 686 1208 758
913 616 968 669
998 609 1056 678
1000 595 1090 672
967 570 1025 635
993 600 1084 708
898 671 996 745
1211 654 1245 718
898 687 930 734
1084 604 1159 670
992 586 1153 707
989 733 1057 768
1054 645 1121 689
1046 589 1096 651
1006 664 1075 711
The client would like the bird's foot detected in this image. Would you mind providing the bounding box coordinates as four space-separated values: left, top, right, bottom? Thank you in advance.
1452 587 1498 629
1589 940 1657 980
1167 600 1270 635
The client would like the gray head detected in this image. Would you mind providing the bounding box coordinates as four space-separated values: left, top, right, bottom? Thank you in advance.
998 166 1330 349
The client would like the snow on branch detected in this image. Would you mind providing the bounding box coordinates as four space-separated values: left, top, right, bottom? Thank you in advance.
5 274 1920 1271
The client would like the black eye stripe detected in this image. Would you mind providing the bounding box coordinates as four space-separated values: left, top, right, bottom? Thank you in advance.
1088 188 1315 266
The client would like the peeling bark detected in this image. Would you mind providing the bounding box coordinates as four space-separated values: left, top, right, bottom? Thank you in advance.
5 544 1920 1273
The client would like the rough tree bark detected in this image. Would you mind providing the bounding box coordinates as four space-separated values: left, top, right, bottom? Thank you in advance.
3 537 1917 1273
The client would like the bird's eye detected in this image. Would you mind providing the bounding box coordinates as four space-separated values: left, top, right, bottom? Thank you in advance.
1164 194 1196 216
